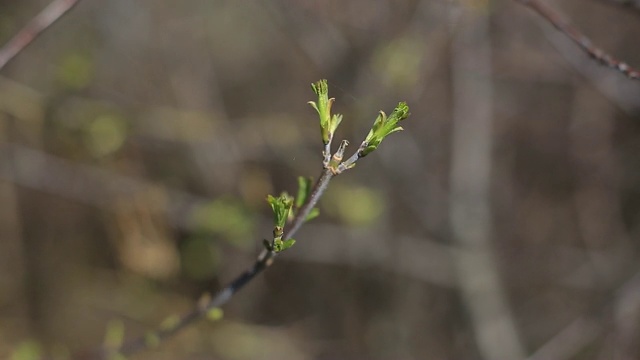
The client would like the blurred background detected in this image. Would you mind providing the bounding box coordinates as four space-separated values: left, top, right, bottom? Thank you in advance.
1 0 640 359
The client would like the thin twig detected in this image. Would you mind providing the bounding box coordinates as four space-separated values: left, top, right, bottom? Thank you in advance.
338 142 366 173
283 168 333 238
516 0 640 80
0 0 80 71
322 138 333 168
94 168 335 359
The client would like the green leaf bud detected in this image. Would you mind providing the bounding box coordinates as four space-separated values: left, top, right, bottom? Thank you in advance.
308 79 343 144
266 193 294 229
362 102 410 156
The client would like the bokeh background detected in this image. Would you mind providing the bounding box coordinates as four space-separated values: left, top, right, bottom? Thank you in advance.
1 0 640 359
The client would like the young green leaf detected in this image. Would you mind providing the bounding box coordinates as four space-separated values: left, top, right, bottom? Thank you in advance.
330 113 343 139
280 239 296 251
361 102 410 156
271 237 296 252
308 79 342 144
266 193 294 229
306 208 320 222
295 176 313 209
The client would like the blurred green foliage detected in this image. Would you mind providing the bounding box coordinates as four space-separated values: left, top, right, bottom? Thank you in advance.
324 183 385 226
10 341 41 360
180 237 220 280
83 114 128 157
160 315 180 331
189 198 255 247
56 52 94 90
143 332 160 349
207 307 224 322
210 322 305 360
103 320 125 350
372 36 424 88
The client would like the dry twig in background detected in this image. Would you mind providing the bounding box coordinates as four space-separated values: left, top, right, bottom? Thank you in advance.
516 0 640 80
0 0 80 71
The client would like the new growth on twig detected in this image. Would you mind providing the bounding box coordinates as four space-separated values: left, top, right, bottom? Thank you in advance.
308 79 410 175
263 79 410 254
93 80 409 359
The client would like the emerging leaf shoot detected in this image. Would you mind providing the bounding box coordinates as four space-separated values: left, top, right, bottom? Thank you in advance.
361 102 410 157
267 193 293 230
294 176 320 222
308 79 342 144
266 193 296 252
295 176 313 209
305 208 320 221
277 238 296 252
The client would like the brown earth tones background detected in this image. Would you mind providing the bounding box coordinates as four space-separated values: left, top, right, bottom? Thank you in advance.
1 0 640 359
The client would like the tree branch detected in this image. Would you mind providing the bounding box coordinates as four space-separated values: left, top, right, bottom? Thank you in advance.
93 168 335 359
70 79 409 359
516 0 640 80
0 0 80 71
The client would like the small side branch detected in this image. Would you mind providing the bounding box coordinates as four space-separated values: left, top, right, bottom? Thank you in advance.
109 254 272 357
516 0 640 80
98 168 334 359
0 0 80 71
283 168 333 238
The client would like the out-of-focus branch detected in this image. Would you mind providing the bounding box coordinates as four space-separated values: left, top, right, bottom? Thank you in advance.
516 0 640 80
0 0 80 71
0 142 206 229
527 269 640 360
532 13 640 114
449 4 525 360
527 317 601 360
595 0 640 12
